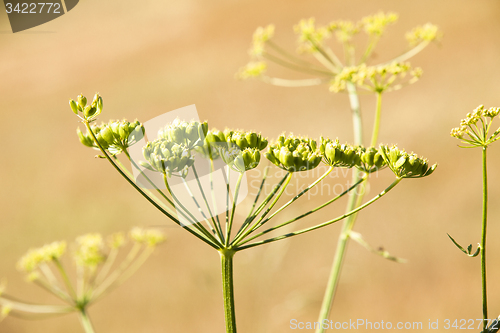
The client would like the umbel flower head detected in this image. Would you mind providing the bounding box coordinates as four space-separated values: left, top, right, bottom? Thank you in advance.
236 61 267 79
158 118 208 149
330 62 422 93
250 25 275 56
450 105 500 147
266 134 322 172
141 139 195 177
319 138 360 168
379 145 437 179
69 93 103 121
218 146 262 173
77 119 145 155
357 146 387 173
17 241 67 272
406 23 442 46
3 228 165 326
225 130 268 151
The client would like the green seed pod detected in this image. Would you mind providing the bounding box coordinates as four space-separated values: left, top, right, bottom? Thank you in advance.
76 128 94 147
69 99 79 114
83 105 97 118
77 94 87 109
100 126 115 145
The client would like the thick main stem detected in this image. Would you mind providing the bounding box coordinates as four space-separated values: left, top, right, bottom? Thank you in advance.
481 146 488 330
220 250 237 333
79 309 96 333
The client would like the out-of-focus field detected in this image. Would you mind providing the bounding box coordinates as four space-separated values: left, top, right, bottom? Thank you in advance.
1 0 500 332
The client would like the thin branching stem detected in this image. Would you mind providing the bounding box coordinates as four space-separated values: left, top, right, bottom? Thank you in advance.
84 121 219 250
481 146 488 330
237 178 402 251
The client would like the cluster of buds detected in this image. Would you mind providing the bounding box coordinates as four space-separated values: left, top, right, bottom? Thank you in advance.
319 139 386 173
450 105 500 147
236 61 267 80
294 18 331 53
379 145 437 179
2 228 165 326
357 146 387 173
219 146 262 173
361 11 398 36
158 119 208 149
129 227 166 247
266 134 322 172
141 139 195 178
327 20 360 43
406 23 441 46
329 62 422 93
69 93 103 121
77 120 144 155
319 138 360 168
17 241 66 273
250 25 275 56
225 130 268 151
74 234 106 270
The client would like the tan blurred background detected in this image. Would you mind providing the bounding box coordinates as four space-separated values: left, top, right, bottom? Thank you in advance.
1 0 500 332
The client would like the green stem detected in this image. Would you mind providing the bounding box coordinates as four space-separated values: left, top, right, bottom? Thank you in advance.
226 173 244 246
236 176 365 247
220 250 237 333
346 82 363 145
237 178 401 251
371 92 383 147
79 309 96 333
481 146 488 330
316 82 364 332
53 259 76 299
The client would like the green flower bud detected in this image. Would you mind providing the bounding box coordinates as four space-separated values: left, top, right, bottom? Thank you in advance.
100 126 115 145
379 144 437 178
266 134 321 172
69 99 79 114
77 94 87 109
83 105 97 118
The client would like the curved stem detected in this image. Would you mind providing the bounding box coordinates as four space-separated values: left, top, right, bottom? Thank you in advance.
481 146 488 330
78 309 96 333
370 92 383 147
220 250 237 333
